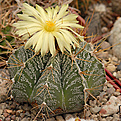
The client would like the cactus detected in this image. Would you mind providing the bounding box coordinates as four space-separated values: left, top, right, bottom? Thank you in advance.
7 42 106 113
6 3 106 115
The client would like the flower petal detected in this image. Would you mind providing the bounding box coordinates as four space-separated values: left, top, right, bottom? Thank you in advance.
17 14 42 24
61 26 84 41
41 32 49 56
59 23 84 29
46 7 53 19
24 31 43 49
53 32 71 53
53 6 59 19
22 3 41 21
15 27 42 36
36 4 48 21
55 4 68 21
35 31 45 53
13 21 42 29
48 33 56 56
59 29 79 48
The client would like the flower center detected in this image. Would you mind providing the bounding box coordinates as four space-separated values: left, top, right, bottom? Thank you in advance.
44 20 56 32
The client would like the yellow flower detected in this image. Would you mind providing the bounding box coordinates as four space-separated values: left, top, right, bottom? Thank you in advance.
13 3 84 56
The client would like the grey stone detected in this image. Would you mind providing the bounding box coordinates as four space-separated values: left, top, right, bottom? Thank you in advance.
117 62 121 71
113 91 121 96
3 112 9 117
10 102 16 109
23 104 31 111
89 100 97 107
106 83 113 88
21 117 29 121
0 109 3 115
85 110 91 117
103 86 107 92
112 117 120 121
65 114 74 120
100 41 111 50
111 0 121 16
106 64 116 72
0 103 8 109
113 114 119 118
5 117 11 121
20 113 25 118
90 114 97 119
106 116 113 121
46 117 55 121
16 117 21 121
106 87 115 94
56 116 64 121
11 115 16 120
109 18 121 59
100 118 106 121
90 106 101 114
25 111 31 117
99 92 107 101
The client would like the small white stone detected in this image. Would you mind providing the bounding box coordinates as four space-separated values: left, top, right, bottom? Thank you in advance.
100 96 121 116
113 72 117 77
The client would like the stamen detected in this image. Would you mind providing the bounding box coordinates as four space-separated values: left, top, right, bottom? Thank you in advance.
44 20 56 32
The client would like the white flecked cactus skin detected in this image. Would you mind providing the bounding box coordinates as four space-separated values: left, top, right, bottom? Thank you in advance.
7 42 106 114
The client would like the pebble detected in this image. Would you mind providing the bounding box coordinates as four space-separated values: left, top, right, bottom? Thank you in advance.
111 0 121 16
21 117 29 121
106 83 113 88
46 117 56 121
11 115 16 120
3 112 9 117
96 52 109 59
103 86 107 92
113 114 119 118
65 114 74 120
99 92 107 101
109 18 121 59
85 110 91 117
0 110 3 115
100 118 106 121
25 111 31 117
5 117 11 121
23 104 31 111
100 41 111 50
100 96 121 116
0 103 8 110
89 100 97 107
16 117 21 121
56 116 64 121
10 102 16 109
101 98 107 103
106 87 115 94
20 113 25 118
101 27 108 33
106 116 113 121
117 62 121 71
106 63 116 72
90 106 101 114
113 91 121 96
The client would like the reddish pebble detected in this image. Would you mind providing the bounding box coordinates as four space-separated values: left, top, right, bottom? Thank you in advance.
3 112 9 117
5 117 11 121
11 115 16 120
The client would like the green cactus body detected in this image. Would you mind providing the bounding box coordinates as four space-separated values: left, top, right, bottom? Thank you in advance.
8 42 106 113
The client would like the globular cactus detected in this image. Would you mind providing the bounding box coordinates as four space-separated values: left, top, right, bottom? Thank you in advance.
7 3 106 115
7 42 106 113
